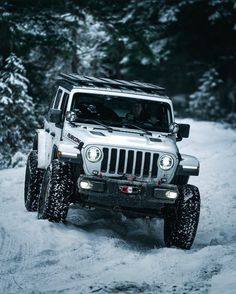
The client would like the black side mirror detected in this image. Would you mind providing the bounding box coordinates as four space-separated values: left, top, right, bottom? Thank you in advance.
177 123 190 141
48 109 62 124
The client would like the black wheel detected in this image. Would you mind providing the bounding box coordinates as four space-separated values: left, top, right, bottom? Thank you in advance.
24 151 44 211
164 184 200 250
38 160 74 222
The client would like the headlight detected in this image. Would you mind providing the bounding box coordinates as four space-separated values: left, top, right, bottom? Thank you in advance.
86 146 102 162
159 154 174 170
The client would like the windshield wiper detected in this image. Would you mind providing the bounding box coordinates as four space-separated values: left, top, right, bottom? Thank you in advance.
123 123 152 136
78 118 114 132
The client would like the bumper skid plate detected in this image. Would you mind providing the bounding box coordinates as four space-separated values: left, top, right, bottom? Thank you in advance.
77 175 178 210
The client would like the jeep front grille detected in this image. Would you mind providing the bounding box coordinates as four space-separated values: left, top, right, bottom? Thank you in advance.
101 148 159 178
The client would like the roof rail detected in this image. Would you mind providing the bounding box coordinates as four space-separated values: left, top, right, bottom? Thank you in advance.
59 73 165 95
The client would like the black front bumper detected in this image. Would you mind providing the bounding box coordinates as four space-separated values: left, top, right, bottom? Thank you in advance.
76 175 178 215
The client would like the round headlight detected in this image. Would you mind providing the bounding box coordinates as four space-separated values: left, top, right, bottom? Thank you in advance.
159 154 174 170
86 146 102 162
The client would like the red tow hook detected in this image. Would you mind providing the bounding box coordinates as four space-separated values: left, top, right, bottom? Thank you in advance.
119 185 141 194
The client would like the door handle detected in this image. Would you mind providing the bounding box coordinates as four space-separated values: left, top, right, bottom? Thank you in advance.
50 132 55 137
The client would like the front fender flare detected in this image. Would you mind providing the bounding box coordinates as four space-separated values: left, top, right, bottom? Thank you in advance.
176 154 200 176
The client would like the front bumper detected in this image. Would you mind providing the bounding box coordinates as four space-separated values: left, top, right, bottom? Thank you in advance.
77 175 178 213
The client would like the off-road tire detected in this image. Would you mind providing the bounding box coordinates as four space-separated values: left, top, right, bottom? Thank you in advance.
38 160 74 222
24 151 44 211
164 184 200 250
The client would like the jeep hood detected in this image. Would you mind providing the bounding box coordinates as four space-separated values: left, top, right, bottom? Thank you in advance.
63 124 178 154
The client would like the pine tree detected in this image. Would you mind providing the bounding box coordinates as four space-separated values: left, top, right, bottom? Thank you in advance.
73 13 109 76
0 53 37 168
189 68 223 120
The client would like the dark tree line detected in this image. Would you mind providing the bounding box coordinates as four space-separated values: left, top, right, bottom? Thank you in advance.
0 0 236 167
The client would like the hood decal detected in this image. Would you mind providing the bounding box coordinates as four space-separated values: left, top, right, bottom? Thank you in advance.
67 133 82 144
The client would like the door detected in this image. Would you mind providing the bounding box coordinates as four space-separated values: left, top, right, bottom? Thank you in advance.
45 89 69 166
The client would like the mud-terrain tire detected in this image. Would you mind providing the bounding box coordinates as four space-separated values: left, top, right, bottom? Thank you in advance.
24 151 44 211
164 184 200 250
38 160 74 222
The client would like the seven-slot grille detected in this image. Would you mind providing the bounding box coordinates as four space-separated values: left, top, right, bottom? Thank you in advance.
101 148 159 178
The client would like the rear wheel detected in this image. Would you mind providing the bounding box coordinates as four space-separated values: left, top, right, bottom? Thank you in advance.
24 151 44 211
164 184 200 249
38 160 74 222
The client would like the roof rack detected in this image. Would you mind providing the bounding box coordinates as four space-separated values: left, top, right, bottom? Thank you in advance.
59 73 165 95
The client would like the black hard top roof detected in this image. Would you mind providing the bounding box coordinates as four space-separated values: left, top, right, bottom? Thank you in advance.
58 73 166 97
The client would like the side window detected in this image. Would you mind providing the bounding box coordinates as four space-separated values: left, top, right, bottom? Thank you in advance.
53 89 63 109
60 93 69 118
46 89 61 122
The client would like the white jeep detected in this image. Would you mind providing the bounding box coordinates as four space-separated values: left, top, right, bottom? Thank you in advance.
24 74 200 249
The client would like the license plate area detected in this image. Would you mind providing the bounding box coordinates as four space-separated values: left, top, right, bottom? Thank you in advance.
119 185 141 195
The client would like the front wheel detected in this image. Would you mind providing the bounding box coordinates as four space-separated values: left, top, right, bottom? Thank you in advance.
38 160 74 222
164 184 200 249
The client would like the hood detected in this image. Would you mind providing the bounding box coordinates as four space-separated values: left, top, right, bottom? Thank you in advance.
63 123 178 154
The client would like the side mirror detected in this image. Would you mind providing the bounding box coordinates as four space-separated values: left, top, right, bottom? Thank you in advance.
177 123 190 141
48 109 62 124
66 111 78 123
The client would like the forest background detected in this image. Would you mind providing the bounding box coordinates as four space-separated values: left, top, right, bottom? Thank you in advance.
0 0 235 168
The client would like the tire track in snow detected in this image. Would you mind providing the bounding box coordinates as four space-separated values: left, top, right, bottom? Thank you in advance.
0 227 6 253
0 232 25 291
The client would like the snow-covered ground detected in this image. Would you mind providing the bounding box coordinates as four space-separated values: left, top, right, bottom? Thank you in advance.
0 120 236 294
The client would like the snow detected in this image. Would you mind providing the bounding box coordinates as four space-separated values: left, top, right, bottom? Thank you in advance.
0 120 236 293
149 38 170 63
159 6 179 23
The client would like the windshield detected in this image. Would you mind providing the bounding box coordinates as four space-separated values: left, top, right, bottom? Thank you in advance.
70 93 172 132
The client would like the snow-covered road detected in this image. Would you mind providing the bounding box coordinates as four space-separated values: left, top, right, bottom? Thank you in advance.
0 120 236 294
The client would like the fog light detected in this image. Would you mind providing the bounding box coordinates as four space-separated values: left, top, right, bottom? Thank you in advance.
165 191 178 199
79 180 93 190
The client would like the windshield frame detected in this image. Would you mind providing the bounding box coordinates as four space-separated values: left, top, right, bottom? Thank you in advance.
66 88 174 133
